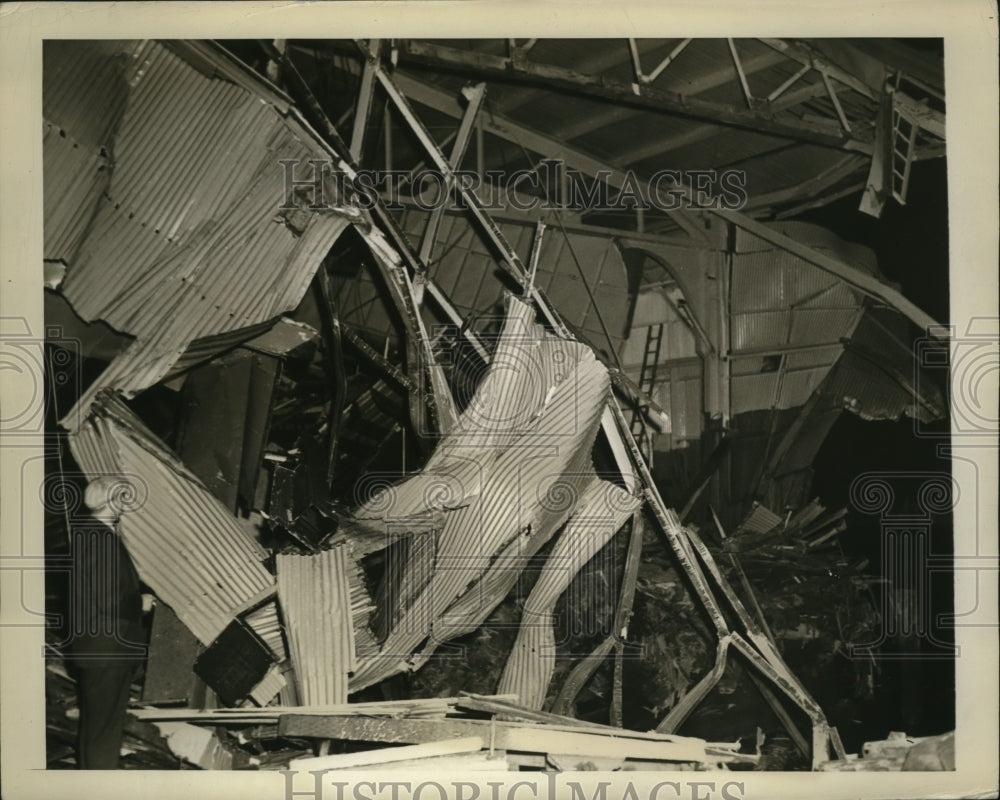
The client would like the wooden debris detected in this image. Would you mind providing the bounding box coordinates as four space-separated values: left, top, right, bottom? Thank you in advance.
277 712 741 767
818 731 955 771
152 722 236 769
289 735 485 770
129 695 519 723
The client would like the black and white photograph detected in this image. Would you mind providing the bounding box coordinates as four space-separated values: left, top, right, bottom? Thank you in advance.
1 4 997 800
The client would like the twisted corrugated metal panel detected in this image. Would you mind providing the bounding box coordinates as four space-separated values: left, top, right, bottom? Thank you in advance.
350 296 611 690
44 41 359 426
67 392 274 646
277 547 356 706
497 478 640 709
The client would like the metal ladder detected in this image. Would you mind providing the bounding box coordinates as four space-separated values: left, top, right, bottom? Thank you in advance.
890 102 919 204
630 323 664 458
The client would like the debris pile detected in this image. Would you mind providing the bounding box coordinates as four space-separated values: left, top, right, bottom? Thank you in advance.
39 37 948 774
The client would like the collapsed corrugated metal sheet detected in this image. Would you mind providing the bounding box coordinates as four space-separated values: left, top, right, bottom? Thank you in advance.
350 294 614 690
44 40 358 426
277 547 360 705
67 391 275 647
498 477 640 709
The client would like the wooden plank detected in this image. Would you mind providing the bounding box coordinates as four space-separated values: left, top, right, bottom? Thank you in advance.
131 695 519 723
289 736 484 770
375 752 511 771
278 714 716 763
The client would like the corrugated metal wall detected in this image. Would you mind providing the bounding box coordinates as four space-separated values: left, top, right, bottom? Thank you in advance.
277 547 357 705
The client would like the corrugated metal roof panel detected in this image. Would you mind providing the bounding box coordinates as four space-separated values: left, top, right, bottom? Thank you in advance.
43 123 113 263
42 40 136 147
737 502 783 534
730 256 787 313
731 355 769 376
45 40 360 425
777 366 828 409
783 344 842 371
68 391 275 647
498 478 639 710
244 601 286 662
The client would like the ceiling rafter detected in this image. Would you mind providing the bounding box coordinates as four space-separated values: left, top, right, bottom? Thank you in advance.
393 70 709 240
550 45 789 143
396 40 873 152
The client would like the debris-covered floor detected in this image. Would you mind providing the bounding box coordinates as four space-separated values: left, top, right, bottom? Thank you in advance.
39 37 956 772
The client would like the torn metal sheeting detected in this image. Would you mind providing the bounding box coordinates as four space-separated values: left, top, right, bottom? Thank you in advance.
350 295 617 690
68 391 276 647
45 40 361 426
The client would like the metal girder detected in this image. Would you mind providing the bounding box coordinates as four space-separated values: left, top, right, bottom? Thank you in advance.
397 40 872 151
417 82 486 277
739 151 867 214
558 45 789 145
393 71 709 241
349 39 381 160
758 38 877 101
616 81 834 168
